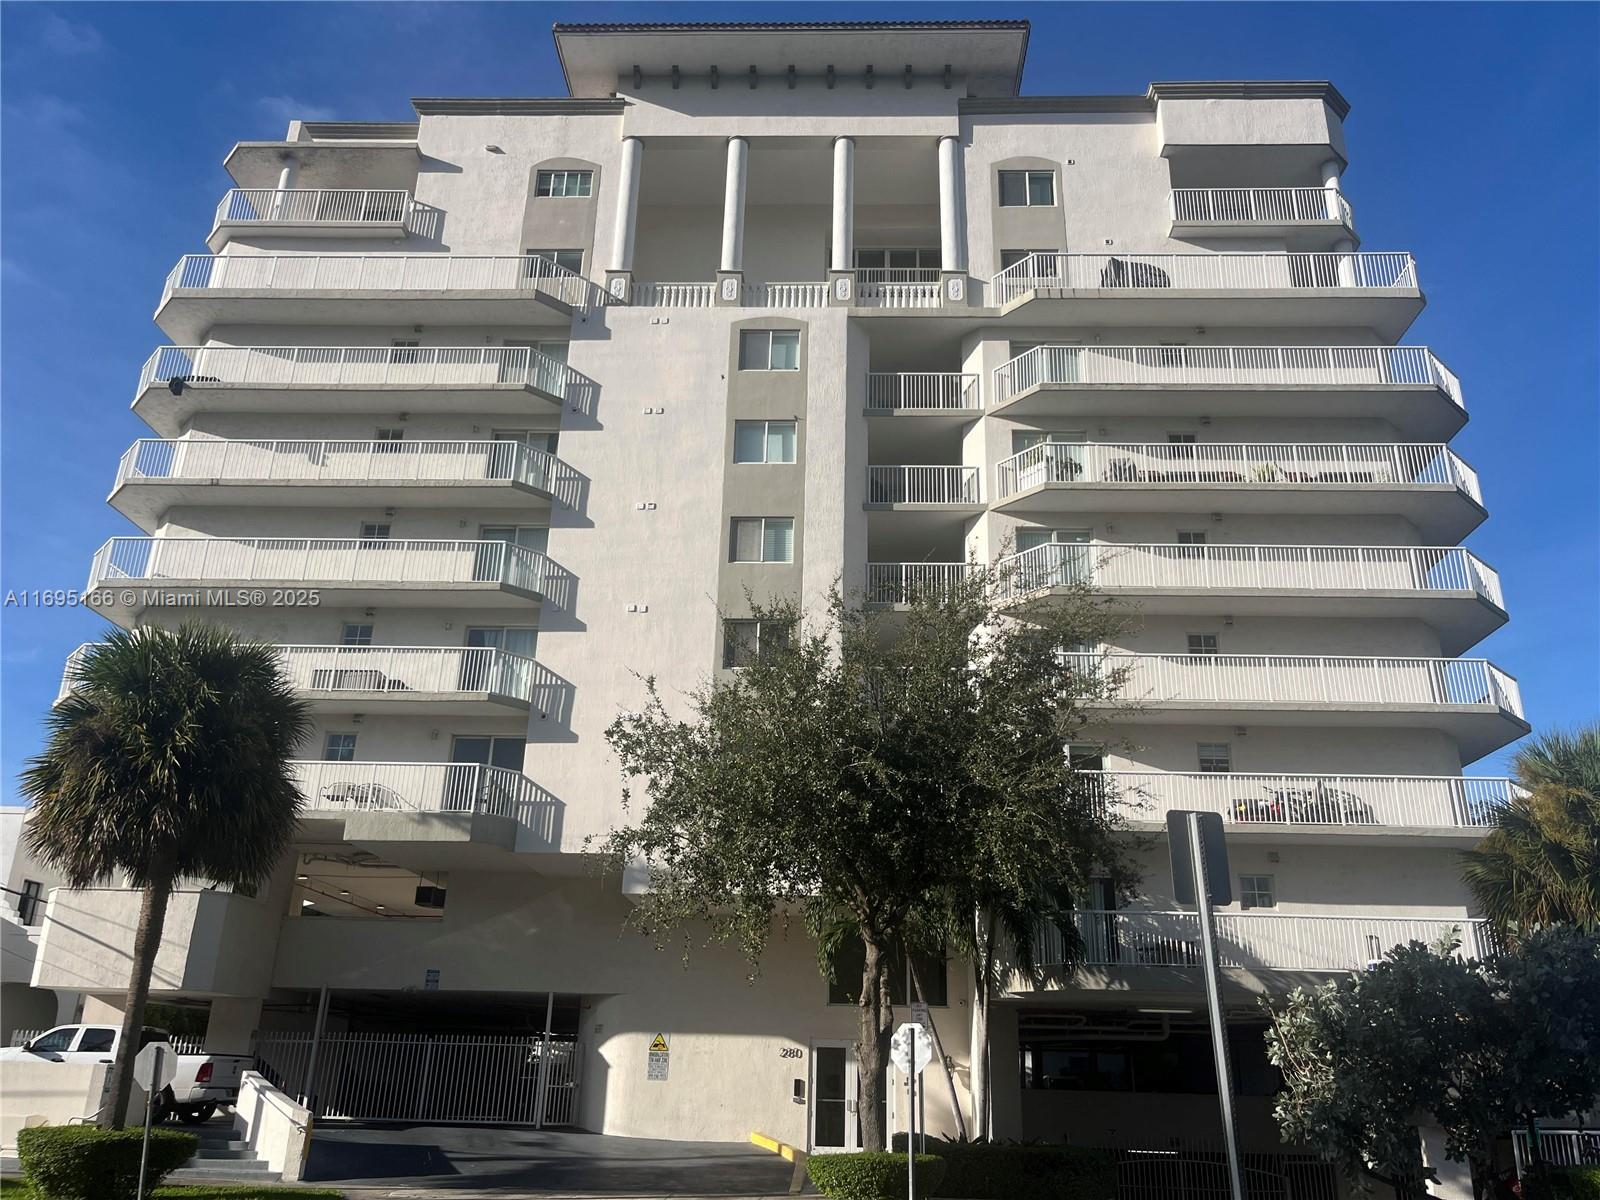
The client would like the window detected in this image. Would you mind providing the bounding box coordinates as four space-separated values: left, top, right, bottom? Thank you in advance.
1197 743 1232 774
1015 528 1091 553
374 427 405 452
1176 531 1207 545
359 522 391 541
323 732 358 762
738 329 800 371
535 169 593 198
77 1028 115 1054
340 623 373 647
1187 633 1219 655
1012 429 1087 454
854 248 940 271
26 1028 75 1054
1167 433 1197 444
999 170 1056 207
827 936 948 1006
1000 249 1056 270
16 879 42 926
733 420 797 464
389 339 421 364
722 619 791 669
526 248 583 274
730 517 794 563
1239 875 1276 910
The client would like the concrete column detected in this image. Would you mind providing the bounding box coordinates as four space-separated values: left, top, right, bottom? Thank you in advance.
938 135 967 273
830 136 855 271
80 994 125 1024
605 136 643 301
1320 157 1345 223
1333 236 1358 287
203 997 262 1057
719 136 749 274
270 154 299 219
1420 1124 1474 1200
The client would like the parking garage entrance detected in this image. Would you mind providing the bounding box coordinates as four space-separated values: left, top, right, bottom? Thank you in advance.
255 989 582 1126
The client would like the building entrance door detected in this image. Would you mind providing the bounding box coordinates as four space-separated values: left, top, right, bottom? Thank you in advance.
810 1042 860 1153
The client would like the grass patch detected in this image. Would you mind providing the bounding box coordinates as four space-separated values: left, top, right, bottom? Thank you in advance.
0 1184 343 1199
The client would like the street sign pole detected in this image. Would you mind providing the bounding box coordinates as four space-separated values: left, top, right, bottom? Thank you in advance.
906 1025 915 1200
136 1044 164 1200
1188 813 1245 1200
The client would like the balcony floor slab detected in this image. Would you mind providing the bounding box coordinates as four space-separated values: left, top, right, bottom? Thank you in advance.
90 580 542 625
156 290 576 343
207 219 410 253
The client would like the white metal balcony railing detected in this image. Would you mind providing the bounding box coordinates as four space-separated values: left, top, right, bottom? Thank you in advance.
624 278 944 310
994 442 1482 504
115 438 572 501
1087 770 1515 831
61 645 540 707
1512 1130 1600 1175
865 372 980 411
999 543 1504 610
866 466 981 505
289 760 546 823
214 189 412 228
864 562 971 605
88 537 550 595
991 345 1462 410
138 345 591 403
163 254 607 309
1039 911 1492 972
1075 652 1524 717
988 251 1417 306
1170 187 1354 227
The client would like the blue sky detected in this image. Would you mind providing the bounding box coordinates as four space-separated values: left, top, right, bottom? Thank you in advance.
2 2 1596 791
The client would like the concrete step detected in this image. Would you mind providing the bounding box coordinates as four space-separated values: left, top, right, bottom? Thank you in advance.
167 1166 282 1184
192 1147 262 1160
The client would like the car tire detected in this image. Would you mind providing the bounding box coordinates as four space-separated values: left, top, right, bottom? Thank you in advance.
177 1102 216 1124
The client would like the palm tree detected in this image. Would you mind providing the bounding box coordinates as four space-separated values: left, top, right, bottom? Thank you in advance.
21 624 311 1127
1462 725 1600 940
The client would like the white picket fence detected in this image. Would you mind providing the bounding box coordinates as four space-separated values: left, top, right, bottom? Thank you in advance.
254 1031 580 1126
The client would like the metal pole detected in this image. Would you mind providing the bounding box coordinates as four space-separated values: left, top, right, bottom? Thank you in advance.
302 986 330 1113
136 1045 162 1200
533 991 555 1129
1189 814 1245 1200
906 1026 916 1200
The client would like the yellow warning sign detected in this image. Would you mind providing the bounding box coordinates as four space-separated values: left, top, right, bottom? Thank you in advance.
649 1033 670 1052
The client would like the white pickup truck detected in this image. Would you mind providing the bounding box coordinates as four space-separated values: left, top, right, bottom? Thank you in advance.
0 1023 252 1124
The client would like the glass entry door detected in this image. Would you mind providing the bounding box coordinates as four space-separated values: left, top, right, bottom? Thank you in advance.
447 735 526 811
810 1043 860 1154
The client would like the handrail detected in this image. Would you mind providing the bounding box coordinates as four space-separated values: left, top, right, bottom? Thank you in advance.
865 372 980 411
1170 187 1354 226
865 465 981 504
114 438 571 502
993 441 1481 505
87 536 551 594
997 542 1503 609
864 562 971 604
276 645 539 702
991 344 1461 409
288 759 544 822
137 344 592 402
988 250 1417 304
1075 652 1524 717
163 254 610 310
214 188 412 227
1084 770 1516 830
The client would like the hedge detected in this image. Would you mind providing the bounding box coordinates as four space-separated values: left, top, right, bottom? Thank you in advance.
1531 1166 1600 1200
808 1151 947 1200
16 1126 197 1200
890 1136 1117 1200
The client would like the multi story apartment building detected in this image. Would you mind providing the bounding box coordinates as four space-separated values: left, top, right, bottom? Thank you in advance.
26 18 1526 1168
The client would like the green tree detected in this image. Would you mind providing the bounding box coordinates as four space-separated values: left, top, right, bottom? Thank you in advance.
22 625 311 1128
1264 928 1600 1199
602 569 1133 1150
1463 725 1600 939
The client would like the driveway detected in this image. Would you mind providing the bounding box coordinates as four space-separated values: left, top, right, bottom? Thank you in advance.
304 1122 800 1196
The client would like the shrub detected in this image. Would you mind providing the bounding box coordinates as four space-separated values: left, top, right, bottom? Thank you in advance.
1530 1166 1600 1200
17 1126 197 1200
808 1151 947 1200
891 1135 1117 1199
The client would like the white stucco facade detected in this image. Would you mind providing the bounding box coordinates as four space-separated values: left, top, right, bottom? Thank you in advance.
21 20 1525 1170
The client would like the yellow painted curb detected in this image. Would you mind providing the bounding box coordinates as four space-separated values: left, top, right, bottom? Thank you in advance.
749 1130 805 1163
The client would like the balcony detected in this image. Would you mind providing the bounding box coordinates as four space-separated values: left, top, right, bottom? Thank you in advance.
208 188 414 251
156 255 609 342
132 345 594 436
109 438 577 529
62 643 551 718
1169 187 1355 244
864 562 970 606
85 536 559 622
1033 911 1492 978
990 344 1463 440
1001 543 1506 654
1093 770 1515 843
985 252 1423 338
625 277 947 311
865 466 982 538
1084 651 1528 761
865 372 981 416
993 442 1485 541
290 760 559 862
